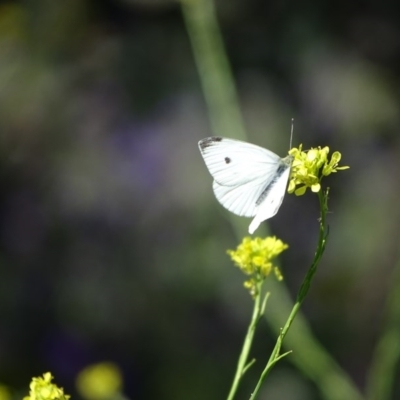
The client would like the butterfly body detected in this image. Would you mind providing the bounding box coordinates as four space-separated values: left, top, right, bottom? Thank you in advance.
198 136 293 234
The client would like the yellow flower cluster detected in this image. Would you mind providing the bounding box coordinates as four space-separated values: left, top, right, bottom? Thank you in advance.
227 236 288 295
288 145 349 196
23 373 70 400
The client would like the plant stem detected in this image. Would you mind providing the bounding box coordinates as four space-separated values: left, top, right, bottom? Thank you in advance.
226 283 269 400
264 279 364 400
249 189 329 400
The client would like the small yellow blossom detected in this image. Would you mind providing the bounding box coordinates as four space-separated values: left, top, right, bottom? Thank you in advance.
227 236 288 295
76 362 122 400
288 144 349 196
23 372 70 400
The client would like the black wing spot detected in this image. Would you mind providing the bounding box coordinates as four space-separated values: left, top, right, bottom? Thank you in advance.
199 136 223 150
224 157 231 164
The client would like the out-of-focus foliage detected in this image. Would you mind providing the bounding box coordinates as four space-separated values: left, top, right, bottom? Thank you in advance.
0 1 399 400
0 384 11 400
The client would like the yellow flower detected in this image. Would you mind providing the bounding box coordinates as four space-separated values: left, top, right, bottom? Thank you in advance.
227 236 288 295
76 362 122 400
288 145 349 196
23 372 70 400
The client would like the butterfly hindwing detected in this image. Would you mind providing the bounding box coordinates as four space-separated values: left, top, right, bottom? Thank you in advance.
248 164 292 234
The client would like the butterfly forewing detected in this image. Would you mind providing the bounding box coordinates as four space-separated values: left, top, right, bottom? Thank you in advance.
198 137 282 187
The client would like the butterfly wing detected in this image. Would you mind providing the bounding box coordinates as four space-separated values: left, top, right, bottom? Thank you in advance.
198 137 286 219
198 137 282 187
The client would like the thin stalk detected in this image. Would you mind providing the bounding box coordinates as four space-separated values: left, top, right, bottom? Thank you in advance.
264 278 364 400
226 283 269 400
249 189 329 400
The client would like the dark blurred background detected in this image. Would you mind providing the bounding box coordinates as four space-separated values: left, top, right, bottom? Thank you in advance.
0 0 399 399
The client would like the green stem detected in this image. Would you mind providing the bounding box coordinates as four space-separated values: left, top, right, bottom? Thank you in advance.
226 284 269 400
249 189 329 400
297 189 329 303
265 279 364 400
366 252 400 400
180 0 247 140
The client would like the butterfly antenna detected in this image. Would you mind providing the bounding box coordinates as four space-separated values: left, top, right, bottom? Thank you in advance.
289 118 294 149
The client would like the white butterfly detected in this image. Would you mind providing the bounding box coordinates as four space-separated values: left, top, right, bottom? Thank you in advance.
198 137 293 234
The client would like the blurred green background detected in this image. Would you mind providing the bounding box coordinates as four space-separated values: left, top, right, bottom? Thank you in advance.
0 0 399 399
